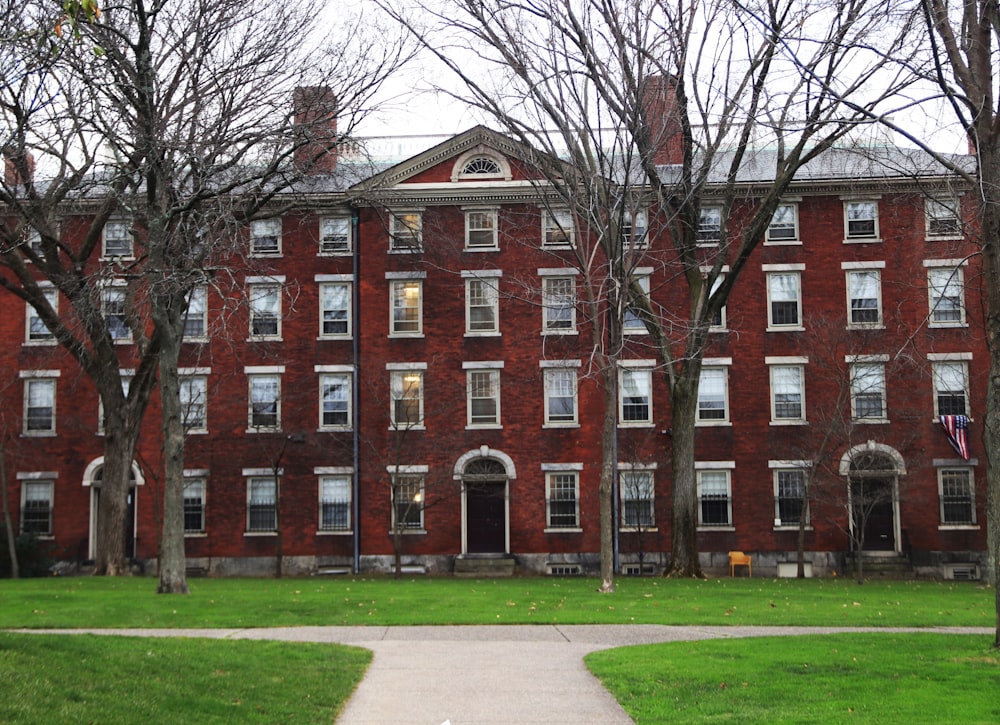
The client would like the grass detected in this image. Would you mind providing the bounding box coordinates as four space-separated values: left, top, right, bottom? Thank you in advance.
586 633 1000 723
0 575 993 628
0 632 370 724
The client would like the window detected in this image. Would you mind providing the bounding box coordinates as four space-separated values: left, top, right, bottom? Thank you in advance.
183 286 207 339
102 220 132 257
766 270 802 328
390 368 424 428
319 475 351 531
697 469 732 527
184 477 206 534
320 373 351 429
927 265 965 326
249 283 281 338
462 156 502 175
933 360 968 417
20 480 53 536
392 473 424 530
620 366 652 424
249 373 281 429
769 363 805 423
543 276 576 332
622 209 648 249
620 469 654 528
179 374 207 432
465 276 499 334
247 476 277 532
23 377 55 434
544 367 578 425
623 273 651 333
767 203 798 242
846 268 883 326
845 200 878 240
707 273 727 330
926 198 961 238
697 366 729 423
939 468 975 525
25 227 43 256
320 217 351 254
467 368 501 427
319 281 351 337
774 468 807 526
466 209 498 249
390 279 422 335
102 285 130 341
389 211 422 251
698 206 722 243
26 288 57 343
542 209 574 248
850 360 886 421
546 471 580 529
250 218 281 255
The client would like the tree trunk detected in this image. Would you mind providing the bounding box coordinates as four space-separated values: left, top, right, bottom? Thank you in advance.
598 366 617 593
666 361 704 577
94 420 140 576
1 441 19 579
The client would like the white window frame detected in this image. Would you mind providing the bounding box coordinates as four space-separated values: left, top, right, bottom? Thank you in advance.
623 271 652 334
183 475 206 534
937 466 976 527
102 220 133 258
319 216 352 255
619 362 653 426
465 208 498 250
697 206 722 245
391 471 426 531
843 263 885 328
542 362 580 427
19 478 54 536
765 266 804 330
544 467 582 531
21 372 58 435
25 287 57 344
697 360 731 425
247 368 283 431
465 362 502 428
250 218 282 256
925 197 962 239
770 463 810 528
623 208 648 249
388 364 425 429
766 202 800 244
542 274 577 334
464 272 501 335
318 368 352 430
844 199 880 241
619 465 656 529
388 275 424 336
542 208 575 248
925 261 967 327
696 465 734 529
847 356 888 422
930 356 970 418
389 211 423 252
317 470 352 532
706 270 728 331
183 285 208 340
248 279 283 339
179 372 208 433
245 473 278 533
768 358 807 424
102 283 131 342
318 277 352 338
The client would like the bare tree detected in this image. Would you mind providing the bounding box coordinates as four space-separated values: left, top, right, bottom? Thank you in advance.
380 0 917 581
1 1 409 588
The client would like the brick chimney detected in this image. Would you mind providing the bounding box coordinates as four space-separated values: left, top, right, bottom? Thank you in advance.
3 147 35 186
640 75 684 166
292 86 338 174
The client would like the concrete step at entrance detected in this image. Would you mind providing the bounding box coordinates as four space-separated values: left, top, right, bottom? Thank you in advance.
454 555 516 577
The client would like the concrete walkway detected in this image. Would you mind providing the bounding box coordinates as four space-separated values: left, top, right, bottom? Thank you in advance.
16 625 993 724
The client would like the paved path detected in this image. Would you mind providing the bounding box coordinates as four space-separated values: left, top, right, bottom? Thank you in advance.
14 625 993 724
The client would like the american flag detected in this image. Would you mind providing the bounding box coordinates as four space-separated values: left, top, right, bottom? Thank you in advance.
940 415 970 460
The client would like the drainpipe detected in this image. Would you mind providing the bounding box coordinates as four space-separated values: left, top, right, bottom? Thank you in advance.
352 210 361 574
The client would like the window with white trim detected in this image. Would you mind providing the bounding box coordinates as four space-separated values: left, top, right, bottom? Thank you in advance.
620 469 654 528
767 203 799 243
932 360 968 417
390 279 422 335
619 365 652 425
467 367 501 427
623 209 648 249
20 480 53 535
774 468 807 526
544 367 578 425
184 477 206 534
102 285 131 341
542 209 574 248
461 156 503 176
927 265 965 326
698 206 721 244
319 281 351 337
543 276 576 333
390 368 424 428
845 200 878 240
697 366 729 423
183 285 207 339
247 476 277 532
319 475 352 531
249 373 281 430
26 288 57 343
392 473 425 530
179 374 207 432
846 268 882 326
251 218 282 256
926 198 961 238
319 373 351 429
102 220 133 258
545 470 580 529
708 273 727 330
320 217 352 255
769 363 805 423
623 273 651 333
23 377 55 434
766 271 802 328
465 276 499 334
389 211 422 251
465 209 498 250
697 469 732 527
938 467 975 525
849 360 886 421
249 283 281 338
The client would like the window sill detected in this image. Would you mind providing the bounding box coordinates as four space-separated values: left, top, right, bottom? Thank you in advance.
770 419 807 426
388 248 423 254
318 426 353 433
697 526 735 532
543 422 580 429
927 322 968 329
389 425 425 431
247 427 283 434
389 333 424 339
766 325 805 333
185 429 208 435
843 237 883 244
247 337 283 343
541 329 579 336
23 340 57 347
847 324 885 331
317 335 353 341
464 246 499 253
184 532 207 538
618 421 654 428
541 244 575 251
182 337 209 344
695 420 731 427
464 331 501 338
932 416 974 423
938 524 980 531
250 252 283 259
316 530 354 536
852 418 890 425
544 527 583 534
773 525 814 531
244 531 278 537
619 527 658 533
925 235 964 242
764 238 802 246
623 329 649 336
467 424 502 430
317 251 352 257
21 431 56 438
386 529 426 535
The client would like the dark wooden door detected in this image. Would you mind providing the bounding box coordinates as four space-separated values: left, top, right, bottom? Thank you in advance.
853 477 895 551
466 482 506 553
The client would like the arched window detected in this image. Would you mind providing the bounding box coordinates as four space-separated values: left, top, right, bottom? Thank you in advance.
462 156 502 175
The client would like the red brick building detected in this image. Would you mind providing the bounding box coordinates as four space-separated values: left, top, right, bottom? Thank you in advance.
2 123 987 579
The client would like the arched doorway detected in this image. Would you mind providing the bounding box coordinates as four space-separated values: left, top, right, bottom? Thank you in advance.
455 448 515 554
83 458 144 561
839 443 905 553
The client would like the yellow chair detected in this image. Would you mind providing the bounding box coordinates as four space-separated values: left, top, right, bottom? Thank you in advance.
729 551 752 577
